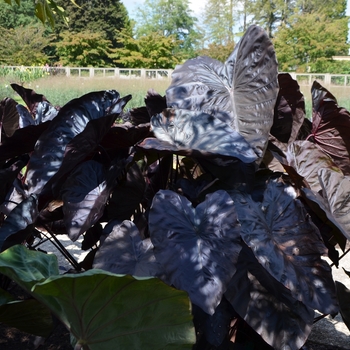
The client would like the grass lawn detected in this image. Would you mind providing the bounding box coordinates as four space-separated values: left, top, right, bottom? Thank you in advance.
0 75 171 110
1 74 350 117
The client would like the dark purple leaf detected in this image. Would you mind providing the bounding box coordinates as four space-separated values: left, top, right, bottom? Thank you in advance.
0 157 28 205
101 122 150 150
318 168 350 241
0 122 50 162
0 98 19 139
148 108 257 163
149 190 241 315
335 281 350 331
16 104 34 128
93 220 161 277
145 89 167 117
166 25 279 161
107 163 145 221
270 73 305 147
225 246 314 350
285 140 342 193
232 179 338 314
81 223 103 251
311 81 350 174
0 195 38 250
10 83 49 115
25 91 130 195
61 160 116 241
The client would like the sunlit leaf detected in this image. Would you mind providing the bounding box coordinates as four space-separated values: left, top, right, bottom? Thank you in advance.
285 140 342 193
311 81 350 174
231 179 338 314
148 108 257 163
149 190 241 314
166 25 278 161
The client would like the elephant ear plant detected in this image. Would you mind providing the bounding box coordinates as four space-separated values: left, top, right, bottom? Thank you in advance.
0 25 346 349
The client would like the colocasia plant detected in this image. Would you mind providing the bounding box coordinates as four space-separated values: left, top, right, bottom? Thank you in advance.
0 25 349 350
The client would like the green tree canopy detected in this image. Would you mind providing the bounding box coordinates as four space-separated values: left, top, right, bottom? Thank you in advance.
0 24 52 65
135 0 200 56
113 30 184 68
273 12 349 72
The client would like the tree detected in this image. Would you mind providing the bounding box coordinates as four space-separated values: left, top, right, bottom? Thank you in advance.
273 12 349 72
0 24 52 65
52 0 131 66
296 0 347 18
135 0 200 57
196 42 235 62
0 0 39 28
54 30 114 67
203 0 236 44
113 30 184 68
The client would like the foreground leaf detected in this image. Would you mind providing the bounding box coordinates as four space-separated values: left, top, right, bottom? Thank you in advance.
33 270 195 350
166 25 278 161
149 190 241 314
0 298 53 337
231 179 338 314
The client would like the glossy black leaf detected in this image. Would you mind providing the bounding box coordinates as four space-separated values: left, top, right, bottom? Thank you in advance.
270 73 305 147
0 122 50 162
285 140 342 193
93 220 161 277
335 281 350 331
25 91 130 195
0 195 38 250
0 97 19 138
166 25 279 161
81 223 103 251
231 179 338 314
311 81 350 174
107 163 145 221
148 108 257 163
225 246 314 350
317 168 350 241
149 189 241 315
61 160 116 241
10 83 49 115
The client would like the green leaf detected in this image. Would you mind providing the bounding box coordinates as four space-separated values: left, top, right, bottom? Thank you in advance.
0 299 53 337
0 245 59 291
33 270 195 349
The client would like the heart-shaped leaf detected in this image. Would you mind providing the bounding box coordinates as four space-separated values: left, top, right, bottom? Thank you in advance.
166 25 278 160
93 220 161 277
225 246 314 350
231 179 338 314
311 81 350 174
285 140 342 193
149 189 241 314
33 271 195 350
147 108 257 163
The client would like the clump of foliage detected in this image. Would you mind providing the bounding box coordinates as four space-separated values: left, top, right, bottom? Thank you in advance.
0 25 350 350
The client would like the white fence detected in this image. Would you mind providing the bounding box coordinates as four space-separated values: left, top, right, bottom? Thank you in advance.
1 66 173 80
2 66 350 86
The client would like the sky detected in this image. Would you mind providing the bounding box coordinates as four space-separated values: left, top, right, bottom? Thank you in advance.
123 0 350 20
